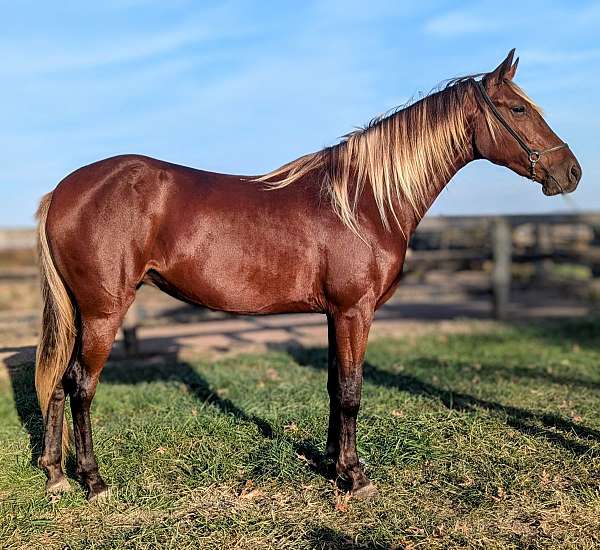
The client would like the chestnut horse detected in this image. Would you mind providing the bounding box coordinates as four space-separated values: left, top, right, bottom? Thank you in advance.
36 50 581 501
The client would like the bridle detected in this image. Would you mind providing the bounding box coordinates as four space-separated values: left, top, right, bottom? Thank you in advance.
473 79 569 182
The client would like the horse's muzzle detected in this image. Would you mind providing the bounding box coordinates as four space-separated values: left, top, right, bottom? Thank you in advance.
542 159 582 196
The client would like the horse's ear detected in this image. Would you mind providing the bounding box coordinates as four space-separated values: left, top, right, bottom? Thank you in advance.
486 49 517 85
506 56 519 81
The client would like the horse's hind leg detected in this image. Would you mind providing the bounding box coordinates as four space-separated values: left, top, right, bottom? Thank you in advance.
63 312 126 501
39 381 71 494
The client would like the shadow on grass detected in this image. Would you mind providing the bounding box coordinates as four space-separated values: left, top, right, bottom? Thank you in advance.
99 351 335 481
3 343 335 489
273 344 600 458
2 346 79 477
4 319 600 494
457 315 600 354
2 346 44 466
526 316 600 351
304 526 388 549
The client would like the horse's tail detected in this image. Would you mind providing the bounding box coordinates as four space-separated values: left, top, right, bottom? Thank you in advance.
35 192 76 459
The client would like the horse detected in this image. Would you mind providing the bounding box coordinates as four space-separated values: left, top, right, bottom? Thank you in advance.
35 49 581 501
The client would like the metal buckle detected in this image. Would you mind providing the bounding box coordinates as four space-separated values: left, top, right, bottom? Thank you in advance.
529 151 540 179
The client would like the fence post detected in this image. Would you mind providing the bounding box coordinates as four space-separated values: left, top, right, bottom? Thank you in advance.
122 300 140 357
534 223 552 281
492 217 512 320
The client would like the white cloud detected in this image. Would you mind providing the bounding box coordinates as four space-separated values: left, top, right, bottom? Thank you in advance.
2 27 245 76
423 11 501 36
1 0 598 224
0 3 255 76
520 48 600 66
423 1 600 39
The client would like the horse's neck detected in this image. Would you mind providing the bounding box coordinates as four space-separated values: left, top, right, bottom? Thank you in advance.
353 147 474 245
405 145 475 235
382 108 476 239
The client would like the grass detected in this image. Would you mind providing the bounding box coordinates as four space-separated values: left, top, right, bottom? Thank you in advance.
1 319 599 549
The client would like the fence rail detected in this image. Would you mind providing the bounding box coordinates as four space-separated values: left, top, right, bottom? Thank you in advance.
2 211 599 354
408 212 600 320
0 229 36 251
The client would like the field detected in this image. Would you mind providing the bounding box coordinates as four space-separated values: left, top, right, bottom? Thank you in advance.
1 318 599 549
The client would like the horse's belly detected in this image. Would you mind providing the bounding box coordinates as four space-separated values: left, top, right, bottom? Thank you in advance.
185 276 319 314
152 250 323 315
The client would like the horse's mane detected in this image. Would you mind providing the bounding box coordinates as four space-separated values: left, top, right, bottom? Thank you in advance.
259 75 540 235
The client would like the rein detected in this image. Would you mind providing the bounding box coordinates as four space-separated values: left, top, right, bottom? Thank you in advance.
473 79 568 182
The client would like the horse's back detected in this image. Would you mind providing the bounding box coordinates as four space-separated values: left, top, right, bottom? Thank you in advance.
45 154 329 315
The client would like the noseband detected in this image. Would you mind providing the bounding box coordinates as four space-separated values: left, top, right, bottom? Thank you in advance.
474 79 568 181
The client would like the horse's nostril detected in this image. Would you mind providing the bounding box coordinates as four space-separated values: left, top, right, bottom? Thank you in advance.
569 164 581 183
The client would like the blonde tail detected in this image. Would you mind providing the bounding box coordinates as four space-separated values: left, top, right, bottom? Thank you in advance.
35 192 76 460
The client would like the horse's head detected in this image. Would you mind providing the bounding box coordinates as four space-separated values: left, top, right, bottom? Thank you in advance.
472 49 581 196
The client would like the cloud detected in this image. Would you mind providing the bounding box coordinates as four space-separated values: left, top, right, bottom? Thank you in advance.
313 0 423 22
3 27 246 76
423 11 501 36
424 2 600 39
520 48 600 66
2 0 598 225
0 3 255 76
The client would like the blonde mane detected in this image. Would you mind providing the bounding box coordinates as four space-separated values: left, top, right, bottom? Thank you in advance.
260 76 539 235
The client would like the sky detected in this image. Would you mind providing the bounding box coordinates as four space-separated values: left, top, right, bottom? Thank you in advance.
1 0 599 227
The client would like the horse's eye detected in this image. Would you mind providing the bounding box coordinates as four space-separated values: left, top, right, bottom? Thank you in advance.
511 105 526 115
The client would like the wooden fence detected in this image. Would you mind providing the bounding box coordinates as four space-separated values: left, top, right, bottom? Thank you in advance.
3 211 600 353
410 212 600 320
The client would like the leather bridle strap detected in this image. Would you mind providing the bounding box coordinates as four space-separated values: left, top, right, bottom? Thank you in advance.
474 79 568 181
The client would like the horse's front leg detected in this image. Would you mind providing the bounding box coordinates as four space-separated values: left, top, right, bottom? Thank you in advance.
330 304 377 499
325 314 340 459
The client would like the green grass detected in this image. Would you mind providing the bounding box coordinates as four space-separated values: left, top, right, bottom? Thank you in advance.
1 319 600 549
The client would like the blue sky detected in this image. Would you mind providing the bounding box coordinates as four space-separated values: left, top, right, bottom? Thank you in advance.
1 0 598 226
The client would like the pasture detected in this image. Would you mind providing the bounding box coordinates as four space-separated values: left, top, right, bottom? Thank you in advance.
1 319 599 549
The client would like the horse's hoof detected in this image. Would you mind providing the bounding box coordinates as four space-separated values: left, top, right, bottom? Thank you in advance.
88 486 112 504
352 481 378 500
46 477 72 495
